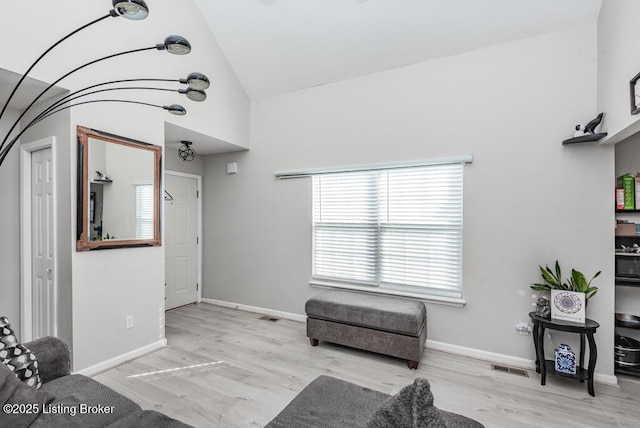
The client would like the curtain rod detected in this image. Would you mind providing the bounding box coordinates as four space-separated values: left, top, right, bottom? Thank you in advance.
274 155 473 179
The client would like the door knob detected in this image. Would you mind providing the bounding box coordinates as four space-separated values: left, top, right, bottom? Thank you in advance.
46 268 53 273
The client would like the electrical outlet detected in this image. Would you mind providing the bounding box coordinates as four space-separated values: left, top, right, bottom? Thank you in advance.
515 322 532 334
125 315 134 329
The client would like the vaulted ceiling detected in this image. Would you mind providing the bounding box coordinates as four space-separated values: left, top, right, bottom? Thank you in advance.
1 1 604 156
196 0 602 100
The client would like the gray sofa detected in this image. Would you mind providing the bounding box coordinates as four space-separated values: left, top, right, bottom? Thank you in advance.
2 336 190 428
267 375 484 427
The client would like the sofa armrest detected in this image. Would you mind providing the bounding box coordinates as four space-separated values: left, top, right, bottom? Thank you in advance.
25 336 71 383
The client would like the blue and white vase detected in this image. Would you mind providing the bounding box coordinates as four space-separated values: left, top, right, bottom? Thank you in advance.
555 343 577 375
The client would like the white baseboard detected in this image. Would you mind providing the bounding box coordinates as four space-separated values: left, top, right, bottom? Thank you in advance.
426 339 618 386
427 339 537 370
74 339 167 377
201 298 307 323
593 372 618 385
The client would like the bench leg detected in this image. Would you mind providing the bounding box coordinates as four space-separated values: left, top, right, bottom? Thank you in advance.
408 360 419 370
309 338 319 346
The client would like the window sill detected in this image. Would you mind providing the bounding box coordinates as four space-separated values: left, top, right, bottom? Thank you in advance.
309 280 466 307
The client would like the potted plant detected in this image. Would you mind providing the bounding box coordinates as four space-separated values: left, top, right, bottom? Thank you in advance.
531 260 600 322
532 260 600 298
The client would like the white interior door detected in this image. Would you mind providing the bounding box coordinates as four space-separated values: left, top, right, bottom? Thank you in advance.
31 148 55 339
165 174 199 310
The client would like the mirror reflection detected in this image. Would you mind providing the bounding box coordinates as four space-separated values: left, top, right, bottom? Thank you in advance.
77 126 162 251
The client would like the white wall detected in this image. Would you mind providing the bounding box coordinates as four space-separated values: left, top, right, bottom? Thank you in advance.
597 0 640 143
0 109 22 331
0 0 250 370
203 24 618 375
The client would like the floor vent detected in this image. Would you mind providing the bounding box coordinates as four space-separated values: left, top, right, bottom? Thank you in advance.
491 364 529 377
259 316 280 322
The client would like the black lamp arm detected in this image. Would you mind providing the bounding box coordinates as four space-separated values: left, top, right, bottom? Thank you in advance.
0 99 172 167
37 86 181 121
0 12 114 123
39 75 205 118
0 45 158 152
42 78 179 113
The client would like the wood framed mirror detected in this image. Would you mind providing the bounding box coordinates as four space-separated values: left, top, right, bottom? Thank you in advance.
76 126 162 251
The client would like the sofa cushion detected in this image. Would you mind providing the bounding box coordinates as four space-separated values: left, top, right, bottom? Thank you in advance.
267 375 484 428
0 316 42 389
24 337 70 384
266 375 389 428
0 363 54 428
305 290 426 336
33 374 141 427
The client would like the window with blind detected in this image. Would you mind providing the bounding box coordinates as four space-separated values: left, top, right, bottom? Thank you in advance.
135 183 154 239
312 163 464 298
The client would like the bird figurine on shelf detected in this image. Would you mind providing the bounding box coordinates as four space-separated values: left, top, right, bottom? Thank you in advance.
574 112 604 137
584 112 604 134
95 171 110 181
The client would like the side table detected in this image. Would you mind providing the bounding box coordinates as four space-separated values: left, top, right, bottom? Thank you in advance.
528 312 599 396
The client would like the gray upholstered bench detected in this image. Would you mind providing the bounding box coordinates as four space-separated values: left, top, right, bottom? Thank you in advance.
305 290 427 369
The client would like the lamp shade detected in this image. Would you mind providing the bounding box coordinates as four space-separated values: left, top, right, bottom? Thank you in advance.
164 35 191 55
186 72 210 90
112 0 149 20
182 88 207 102
165 104 186 116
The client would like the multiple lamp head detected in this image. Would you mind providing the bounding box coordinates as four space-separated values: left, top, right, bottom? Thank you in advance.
111 0 150 20
0 0 210 166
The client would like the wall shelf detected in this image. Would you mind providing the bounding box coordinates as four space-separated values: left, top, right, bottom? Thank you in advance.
562 133 608 145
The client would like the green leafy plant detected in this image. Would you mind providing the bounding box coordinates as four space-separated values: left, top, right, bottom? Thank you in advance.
566 269 600 299
531 260 600 299
532 260 565 291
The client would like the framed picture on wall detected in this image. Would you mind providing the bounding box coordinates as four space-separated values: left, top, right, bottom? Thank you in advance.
630 71 640 115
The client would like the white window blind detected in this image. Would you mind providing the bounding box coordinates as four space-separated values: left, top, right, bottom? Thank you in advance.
312 163 464 298
135 183 154 239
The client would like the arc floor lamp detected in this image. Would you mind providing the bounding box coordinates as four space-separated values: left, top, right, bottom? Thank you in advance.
0 0 211 166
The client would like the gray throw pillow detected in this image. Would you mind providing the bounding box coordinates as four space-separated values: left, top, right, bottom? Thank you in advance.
0 317 42 389
366 378 447 428
0 363 54 428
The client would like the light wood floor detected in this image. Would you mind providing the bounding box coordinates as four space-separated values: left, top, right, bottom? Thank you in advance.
94 303 640 428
